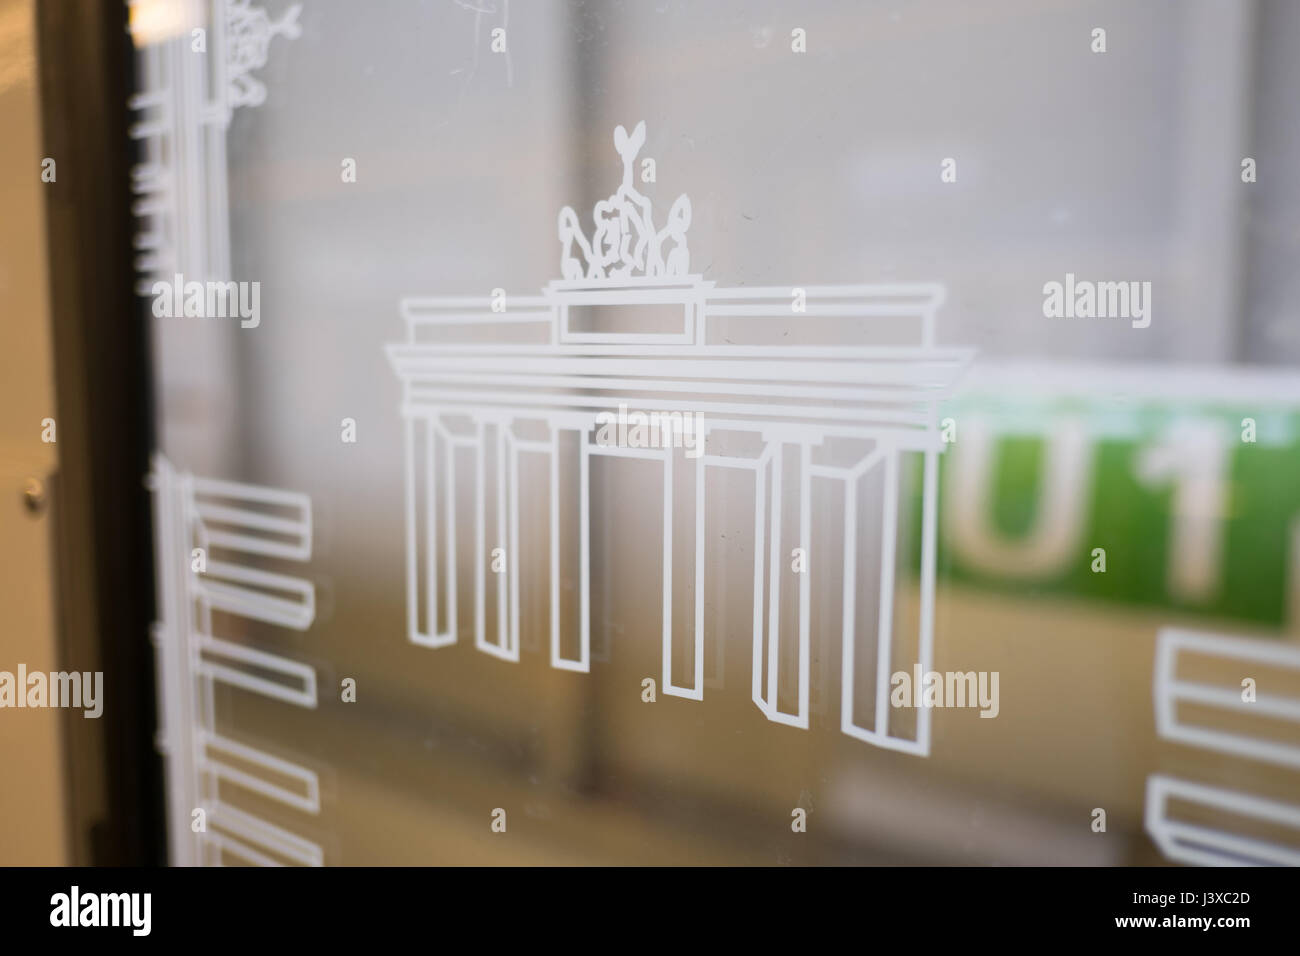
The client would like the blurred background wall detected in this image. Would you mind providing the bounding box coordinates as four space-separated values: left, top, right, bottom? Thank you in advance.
0 0 68 867
1 0 157 866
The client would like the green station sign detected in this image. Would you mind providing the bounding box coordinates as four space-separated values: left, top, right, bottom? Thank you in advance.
913 380 1300 628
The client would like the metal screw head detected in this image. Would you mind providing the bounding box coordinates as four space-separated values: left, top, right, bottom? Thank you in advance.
22 478 46 515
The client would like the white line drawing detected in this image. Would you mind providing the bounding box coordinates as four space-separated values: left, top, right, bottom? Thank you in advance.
386 122 972 755
149 455 322 866
128 0 301 294
1146 627 1300 867
1155 627 1300 769
1145 775 1300 867
558 120 691 282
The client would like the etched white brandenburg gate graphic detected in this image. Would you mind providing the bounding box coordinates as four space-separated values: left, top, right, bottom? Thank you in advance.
386 122 971 755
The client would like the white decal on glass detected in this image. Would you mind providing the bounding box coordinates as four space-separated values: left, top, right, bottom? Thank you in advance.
386 123 972 756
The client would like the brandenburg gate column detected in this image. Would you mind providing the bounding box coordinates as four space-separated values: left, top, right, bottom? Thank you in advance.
750 438 814 728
